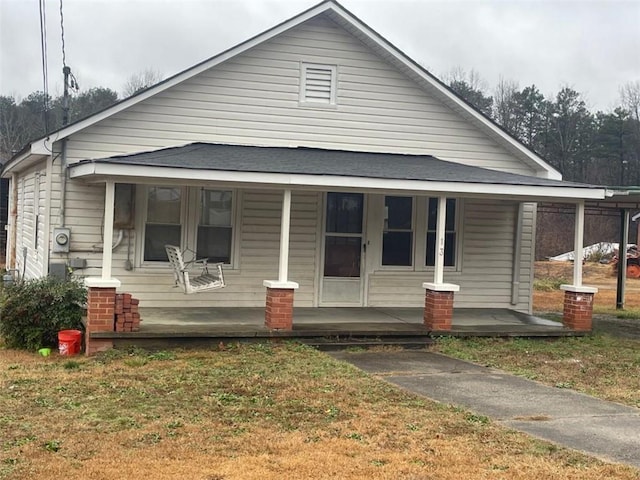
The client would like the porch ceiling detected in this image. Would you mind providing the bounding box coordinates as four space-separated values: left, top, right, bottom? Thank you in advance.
69 142 607 202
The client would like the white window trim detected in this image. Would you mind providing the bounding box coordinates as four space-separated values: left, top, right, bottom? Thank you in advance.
299 62 337 108
379 195 416 271
374 196 463 272
421 197 463 273
186 188 241 269
135 186 241 270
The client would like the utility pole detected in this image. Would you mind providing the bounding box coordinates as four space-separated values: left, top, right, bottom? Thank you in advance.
62 65 71 126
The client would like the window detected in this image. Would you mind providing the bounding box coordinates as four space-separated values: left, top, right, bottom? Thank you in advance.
144 186 182 261
141 186 235 265
197 189 233 263
300 63 337 106
426 198 457 267
382 196 413 266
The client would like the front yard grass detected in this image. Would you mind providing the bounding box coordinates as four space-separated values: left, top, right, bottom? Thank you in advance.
433 333 640 408
1 343 638 479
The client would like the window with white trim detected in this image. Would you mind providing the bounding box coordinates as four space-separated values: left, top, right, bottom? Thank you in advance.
300 63 337 106
382 196 413 266
144 186 183 261
426 198 457 267
141 186 235 265
197 189 233 264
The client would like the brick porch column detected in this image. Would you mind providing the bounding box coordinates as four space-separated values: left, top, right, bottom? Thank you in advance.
422 283 460 331
560 285 598 331
263 280 298 330
84 278 121 355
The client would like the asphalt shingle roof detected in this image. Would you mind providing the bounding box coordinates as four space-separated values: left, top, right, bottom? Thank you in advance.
83 142 595 189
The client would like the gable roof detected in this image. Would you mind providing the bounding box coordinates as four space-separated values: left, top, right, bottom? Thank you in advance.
4 0 561 180
69 142 602 201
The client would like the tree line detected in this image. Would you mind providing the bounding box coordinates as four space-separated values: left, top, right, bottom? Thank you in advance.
0 69 162 161
447 70 640 187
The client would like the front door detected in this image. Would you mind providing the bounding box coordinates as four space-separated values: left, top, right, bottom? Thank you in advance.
320 192 365 305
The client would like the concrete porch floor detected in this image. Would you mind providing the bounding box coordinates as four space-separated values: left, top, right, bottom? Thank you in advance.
94 307 579 340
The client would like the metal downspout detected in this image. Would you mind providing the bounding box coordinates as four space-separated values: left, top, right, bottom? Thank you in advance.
60 139 67 227
8 173 17 270
511 203 524 305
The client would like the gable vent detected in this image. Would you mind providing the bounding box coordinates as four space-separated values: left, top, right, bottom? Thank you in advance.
300 63 337 106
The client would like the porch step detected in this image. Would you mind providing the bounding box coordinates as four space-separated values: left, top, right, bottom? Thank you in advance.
300 335 433 351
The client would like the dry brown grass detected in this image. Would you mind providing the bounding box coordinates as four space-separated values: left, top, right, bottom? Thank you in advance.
534 261 640 312
1 344 637 479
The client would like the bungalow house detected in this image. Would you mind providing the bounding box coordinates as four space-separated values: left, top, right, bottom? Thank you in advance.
1 0 622 354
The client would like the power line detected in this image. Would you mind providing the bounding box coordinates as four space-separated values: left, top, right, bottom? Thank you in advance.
59 0 78 126
60 0 67 67
38 0 49 133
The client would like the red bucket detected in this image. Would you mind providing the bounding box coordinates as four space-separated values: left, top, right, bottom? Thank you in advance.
58 329 82 355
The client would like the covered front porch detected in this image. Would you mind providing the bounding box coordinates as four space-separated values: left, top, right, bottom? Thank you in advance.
88 307 580 351
69 143 617 354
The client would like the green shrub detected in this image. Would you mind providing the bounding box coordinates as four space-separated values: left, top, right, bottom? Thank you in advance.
0 277 86 350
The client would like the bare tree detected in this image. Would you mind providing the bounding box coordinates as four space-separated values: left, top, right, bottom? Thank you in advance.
493 77 521 135
620 81 640 122
444 67 493 117
122 68 163 98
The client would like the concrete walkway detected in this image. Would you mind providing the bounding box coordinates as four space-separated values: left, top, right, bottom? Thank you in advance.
329 350 640 469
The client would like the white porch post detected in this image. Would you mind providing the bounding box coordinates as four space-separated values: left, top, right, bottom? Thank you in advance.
102 181 116 280
84 180 120 355
434 195 447 284
560 200 597 331
263 188 298 330
278 188 292 283
422 195 459 331
573 200 585 287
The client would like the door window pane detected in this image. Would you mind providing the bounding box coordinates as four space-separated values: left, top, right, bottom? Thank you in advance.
197 190 233 263
426 198 457 267
144 187 182 261
382 196 413 266
324 236 361 277
326 193 363 234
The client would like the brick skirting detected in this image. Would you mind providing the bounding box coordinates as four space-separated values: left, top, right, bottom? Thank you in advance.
265 287 294 330
424 289 454 331
562 290 594 331
85 286 116 356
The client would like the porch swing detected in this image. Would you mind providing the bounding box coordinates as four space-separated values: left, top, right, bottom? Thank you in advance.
164 245 226 294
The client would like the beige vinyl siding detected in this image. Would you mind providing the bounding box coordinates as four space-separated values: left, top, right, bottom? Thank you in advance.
63 16 536 176
14 163 47 280
68 189 319 308
367 199 532 313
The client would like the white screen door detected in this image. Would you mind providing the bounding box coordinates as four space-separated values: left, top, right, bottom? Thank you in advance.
320 192 365 305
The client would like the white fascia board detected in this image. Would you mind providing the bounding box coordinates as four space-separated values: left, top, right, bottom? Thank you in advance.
2 148 49 177
26 4 334 148
327 5 561 181
69 162 605 201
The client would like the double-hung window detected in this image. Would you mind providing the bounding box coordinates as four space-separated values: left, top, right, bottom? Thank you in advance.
379 196 458 269
144 186 183 262
382 196 413 266
142 186 235 265
197 189 233 264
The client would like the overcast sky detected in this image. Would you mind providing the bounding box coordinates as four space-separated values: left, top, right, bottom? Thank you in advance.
1 0 639 111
